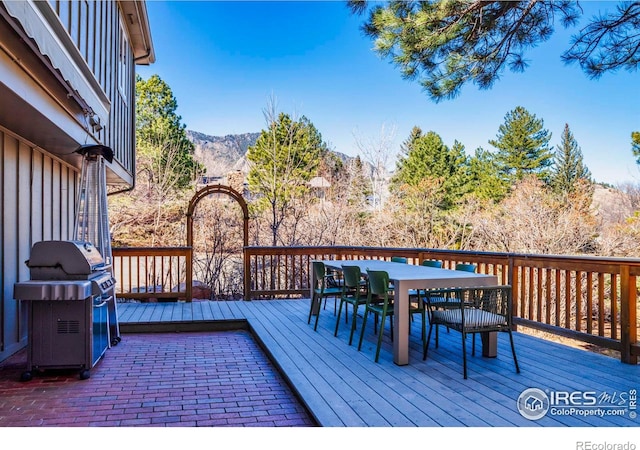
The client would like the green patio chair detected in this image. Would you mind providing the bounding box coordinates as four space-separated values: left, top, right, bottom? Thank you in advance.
308 261 342 331
408 259 443 338
358 269 395 362
422 260 443 268
334 265 369 345
391 256 408 264
455 263 477 273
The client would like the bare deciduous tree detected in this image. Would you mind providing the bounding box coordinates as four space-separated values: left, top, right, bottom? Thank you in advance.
353 123 397 211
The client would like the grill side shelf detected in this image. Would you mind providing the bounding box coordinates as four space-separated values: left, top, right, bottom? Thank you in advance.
14 280 93 301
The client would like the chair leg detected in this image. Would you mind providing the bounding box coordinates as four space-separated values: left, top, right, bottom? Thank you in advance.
334 298 345 337
375 313 386 363
348 303 359 346
357 308 369 351
472 333 476 357
508 330 521 373
308 293 318 325
423 324 434 360
314 303 321 331
461 331 468 379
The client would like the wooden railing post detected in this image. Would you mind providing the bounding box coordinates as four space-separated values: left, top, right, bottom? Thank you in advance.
508 255 518 331
244 246 251 301
186 246 193 302
620 265 638 364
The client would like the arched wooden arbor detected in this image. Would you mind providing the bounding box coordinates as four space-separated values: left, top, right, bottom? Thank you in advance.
186 184 249 301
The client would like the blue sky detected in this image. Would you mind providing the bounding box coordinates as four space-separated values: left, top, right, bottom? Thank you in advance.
137 0 640 185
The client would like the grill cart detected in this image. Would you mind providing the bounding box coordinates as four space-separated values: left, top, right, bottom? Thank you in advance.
13 240 115 380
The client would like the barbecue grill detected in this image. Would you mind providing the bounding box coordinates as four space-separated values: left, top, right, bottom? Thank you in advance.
13 240 116 380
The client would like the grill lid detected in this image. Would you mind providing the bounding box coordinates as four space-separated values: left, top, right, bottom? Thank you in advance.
26 240 106 277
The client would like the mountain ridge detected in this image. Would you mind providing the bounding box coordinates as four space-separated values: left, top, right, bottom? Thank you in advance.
187 129 359 178
187 130 260 177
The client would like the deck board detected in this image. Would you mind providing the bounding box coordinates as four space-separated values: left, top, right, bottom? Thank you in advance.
117 299 639 427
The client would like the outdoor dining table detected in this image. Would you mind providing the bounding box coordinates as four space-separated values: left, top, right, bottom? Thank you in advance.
312 259 499 366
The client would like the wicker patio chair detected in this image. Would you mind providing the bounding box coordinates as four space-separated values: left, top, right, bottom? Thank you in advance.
422 285 520 379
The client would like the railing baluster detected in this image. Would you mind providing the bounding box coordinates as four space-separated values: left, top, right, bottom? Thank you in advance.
611 273 618 340
576 270 582 333
598 272 605 337
586 272 593 334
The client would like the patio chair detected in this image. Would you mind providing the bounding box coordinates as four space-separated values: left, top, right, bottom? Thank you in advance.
455 263 477 273
391 256 408 264
429 262 477 339
422 285 520 379
358 269 395 362
308 261 342 331
323 269 343 313
422 260 443 269
388 256 407 290
334 265 368 345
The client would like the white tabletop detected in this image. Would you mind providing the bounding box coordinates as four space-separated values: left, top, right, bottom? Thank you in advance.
319 259 498 289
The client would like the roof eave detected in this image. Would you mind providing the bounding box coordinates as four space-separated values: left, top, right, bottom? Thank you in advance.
118 0 155 65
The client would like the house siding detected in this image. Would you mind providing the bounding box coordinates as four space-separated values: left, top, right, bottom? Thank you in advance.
0 0 152 363
0 127 79 361
48 0 136 178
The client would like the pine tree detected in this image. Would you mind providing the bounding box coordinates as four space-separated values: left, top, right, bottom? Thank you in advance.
247 112 327 245
551 123 592 194
468 147 509 203
632 131 640 164
489 106 553 185
348 1 639 102
391 128 470 210
135 74 203 191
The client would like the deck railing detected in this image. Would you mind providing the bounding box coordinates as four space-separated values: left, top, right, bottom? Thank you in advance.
244 246 639 364
112 245 638 364
112 247 192 301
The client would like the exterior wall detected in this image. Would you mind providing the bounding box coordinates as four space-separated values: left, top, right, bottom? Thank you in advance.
0 127 79 361
0 1 153 363
47 0 137 180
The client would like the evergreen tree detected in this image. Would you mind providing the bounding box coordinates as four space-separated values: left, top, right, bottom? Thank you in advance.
391 128 470 209
489 106 553 184
348 1 639 102
135 74 203 191
468 147 509 203
632 131 640 164
551 123 592 194
247 112 327 245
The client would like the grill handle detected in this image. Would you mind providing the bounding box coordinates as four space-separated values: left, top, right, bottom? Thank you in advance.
94 296 113 308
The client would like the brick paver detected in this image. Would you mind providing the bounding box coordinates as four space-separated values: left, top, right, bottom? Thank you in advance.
0 331 317 427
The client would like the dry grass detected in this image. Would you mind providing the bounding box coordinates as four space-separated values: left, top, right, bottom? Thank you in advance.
519 326 621 359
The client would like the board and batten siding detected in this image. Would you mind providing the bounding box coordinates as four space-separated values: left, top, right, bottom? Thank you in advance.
0 1 151 363
0 127 79 362
47 0 136 179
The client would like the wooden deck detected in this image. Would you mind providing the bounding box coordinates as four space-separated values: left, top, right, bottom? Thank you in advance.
117 299 639 427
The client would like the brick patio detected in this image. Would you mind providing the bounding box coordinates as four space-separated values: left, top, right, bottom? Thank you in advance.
0 330 317 427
